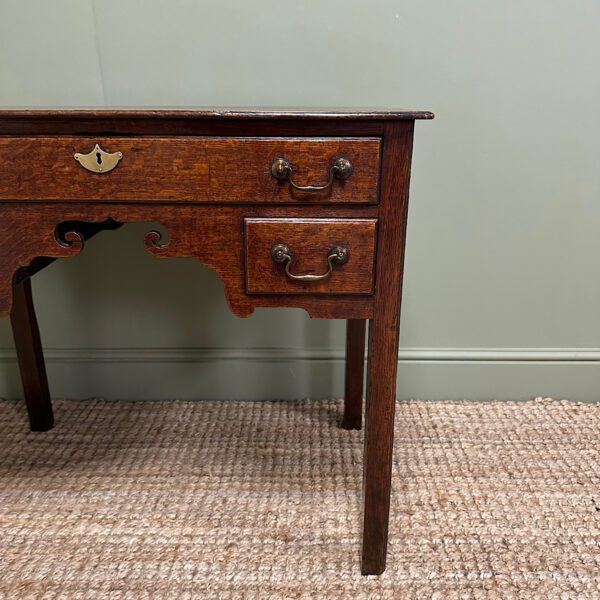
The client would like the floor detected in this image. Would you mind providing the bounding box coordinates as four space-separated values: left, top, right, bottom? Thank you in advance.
0 397 599 599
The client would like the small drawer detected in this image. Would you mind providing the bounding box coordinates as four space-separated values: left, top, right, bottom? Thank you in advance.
0 136 380 204
245 218 377 295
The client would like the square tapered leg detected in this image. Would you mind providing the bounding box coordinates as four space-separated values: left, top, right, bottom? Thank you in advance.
342 319 366 430
10 277 53 432
361 120 414 575
361 312 401 574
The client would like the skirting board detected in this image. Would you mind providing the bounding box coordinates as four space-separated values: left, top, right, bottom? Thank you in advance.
0 347 599 402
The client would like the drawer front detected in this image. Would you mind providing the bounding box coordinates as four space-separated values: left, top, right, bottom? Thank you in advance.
245 218 377 295
0 136 380 203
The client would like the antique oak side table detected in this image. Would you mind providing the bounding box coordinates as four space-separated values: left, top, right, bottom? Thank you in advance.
0 108 433 575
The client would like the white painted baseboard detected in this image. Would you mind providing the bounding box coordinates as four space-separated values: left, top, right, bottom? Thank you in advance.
0 347 599 401
3 346 600 364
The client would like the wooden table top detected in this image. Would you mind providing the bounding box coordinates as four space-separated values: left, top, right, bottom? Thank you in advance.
0 107 434 120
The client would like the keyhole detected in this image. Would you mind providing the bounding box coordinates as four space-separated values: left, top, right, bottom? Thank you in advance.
96 152 103 165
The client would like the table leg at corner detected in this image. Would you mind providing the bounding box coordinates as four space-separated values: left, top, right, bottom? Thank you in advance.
10 277 54 432
360 312 401 575
361 120 414 575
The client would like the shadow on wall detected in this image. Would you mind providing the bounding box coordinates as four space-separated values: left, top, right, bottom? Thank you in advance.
0 223 345 401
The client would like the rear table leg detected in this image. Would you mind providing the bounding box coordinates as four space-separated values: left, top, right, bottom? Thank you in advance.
342 319 366 430
10 277 54 431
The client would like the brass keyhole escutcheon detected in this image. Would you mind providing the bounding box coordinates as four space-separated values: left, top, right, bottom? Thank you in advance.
74 144 123 174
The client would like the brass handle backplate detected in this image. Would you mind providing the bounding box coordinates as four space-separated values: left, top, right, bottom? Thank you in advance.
270 157 353 192
74 144 123 174
271 243 349 282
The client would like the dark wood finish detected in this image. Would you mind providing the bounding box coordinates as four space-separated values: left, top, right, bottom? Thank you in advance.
0 109 432 139
7 220 121 433
12 219 123 281
0 137 381 204
0 108 431 575
10 277 53 431
342 319 366 430
361 121 415 575
0 108 434 121
245 218 377 295
0 204 377 320
0 119 389 137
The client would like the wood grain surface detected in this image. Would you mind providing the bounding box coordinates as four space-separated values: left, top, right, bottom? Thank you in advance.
362 121 415 575
0 137 380 203
342 319 367 430
10 277 53 431
0 108 434 120
245 218 377 295
0 204 378 320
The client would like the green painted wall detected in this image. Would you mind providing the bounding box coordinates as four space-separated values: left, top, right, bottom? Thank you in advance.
1 0 599 400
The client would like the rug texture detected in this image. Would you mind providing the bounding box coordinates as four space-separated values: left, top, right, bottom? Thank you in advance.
0 398 599 599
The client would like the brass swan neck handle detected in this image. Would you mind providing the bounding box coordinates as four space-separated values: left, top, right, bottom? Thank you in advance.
271 243 349 282
270 157 353 192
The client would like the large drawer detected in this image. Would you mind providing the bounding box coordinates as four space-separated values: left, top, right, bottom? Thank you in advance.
245 218 377 295
0 136 380 203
